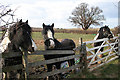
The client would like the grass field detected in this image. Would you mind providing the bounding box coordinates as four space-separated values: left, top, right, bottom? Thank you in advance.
0 32 2 38
29 32 95 62
32 32 95 50
69 59 119 78
30 32 118 78
32 32 95 41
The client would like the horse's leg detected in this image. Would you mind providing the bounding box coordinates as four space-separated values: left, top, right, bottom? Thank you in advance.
69 59 75 66
47 64 53 72
94 42 102 63
94 42 98 62
6 72 10 79
46 63 57 80
15 56 22 79
4 58 10 79
16 69 22 79
67 54 75 69
67 56 75 73
98 47 104 64
2 72 5 80
44 55 53 72
5 56 22 79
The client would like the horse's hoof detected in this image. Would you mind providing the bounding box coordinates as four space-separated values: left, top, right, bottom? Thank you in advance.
2 72 5 79
16 73 20 79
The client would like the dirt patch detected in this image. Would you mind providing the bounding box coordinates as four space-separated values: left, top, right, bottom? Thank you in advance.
35 40 44 46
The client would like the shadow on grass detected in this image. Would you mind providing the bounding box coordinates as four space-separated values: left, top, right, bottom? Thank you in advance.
69 63 118 79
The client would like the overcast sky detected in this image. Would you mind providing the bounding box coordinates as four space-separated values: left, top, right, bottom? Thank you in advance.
0 0 119 28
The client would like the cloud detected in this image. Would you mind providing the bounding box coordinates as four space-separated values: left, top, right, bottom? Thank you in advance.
0 0 119 28
12 0 78 28
104 18 118 27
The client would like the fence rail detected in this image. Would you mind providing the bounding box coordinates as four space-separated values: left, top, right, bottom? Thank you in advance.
1 36 119 79
84 36 119 70
2 45 87 79
30 50 75 55
27 46 87 78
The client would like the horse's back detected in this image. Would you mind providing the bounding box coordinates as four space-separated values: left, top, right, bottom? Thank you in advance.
61 39 75 50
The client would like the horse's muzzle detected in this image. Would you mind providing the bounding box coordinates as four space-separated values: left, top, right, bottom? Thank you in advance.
108 34 113 39
28 47 34 53
49 45 55 49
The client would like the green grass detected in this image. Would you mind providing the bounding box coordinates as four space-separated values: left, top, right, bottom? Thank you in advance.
29 32 96 63
32 32 43 40
30 32 95 62
32 32 95 41
54 33 94 41
30 32 119 78
0 32 2 38
31 32 95 50
28 55 44 63
69 59 118 78
32 32 95 46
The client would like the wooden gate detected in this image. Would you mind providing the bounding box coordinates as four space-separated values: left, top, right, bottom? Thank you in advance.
1 47 87 79
0 35 119 79
83 36 119 71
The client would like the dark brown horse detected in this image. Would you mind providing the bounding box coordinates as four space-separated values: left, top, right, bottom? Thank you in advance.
0 19 37 79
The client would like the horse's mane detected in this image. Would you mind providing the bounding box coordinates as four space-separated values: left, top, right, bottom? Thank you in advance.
95 25 113 40
8 19 32 41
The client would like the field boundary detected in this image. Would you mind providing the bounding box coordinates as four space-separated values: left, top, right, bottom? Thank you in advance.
1 36 119 79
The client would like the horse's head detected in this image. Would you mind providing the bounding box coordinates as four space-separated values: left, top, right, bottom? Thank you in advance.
8 19 37 52
42 23 55 49
98 25 114 39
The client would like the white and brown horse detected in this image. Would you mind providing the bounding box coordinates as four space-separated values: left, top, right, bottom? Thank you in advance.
94 25 114 63
42 23 75 72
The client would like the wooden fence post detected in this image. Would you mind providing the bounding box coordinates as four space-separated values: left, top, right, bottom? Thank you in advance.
118 35 120 56
22 50 28 80
118 35 120 69
118 34 120 77
79 38 87 73
79 38 83 70
82 43 87 72
0 53 2 80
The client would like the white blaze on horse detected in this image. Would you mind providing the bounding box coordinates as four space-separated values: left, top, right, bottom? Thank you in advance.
47 29 55 48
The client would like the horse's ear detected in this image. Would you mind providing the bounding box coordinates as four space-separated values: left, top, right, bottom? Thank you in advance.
26 20 28 24
19 19 22 23
43 23 45 27
51 23 54 27
98 27 103 33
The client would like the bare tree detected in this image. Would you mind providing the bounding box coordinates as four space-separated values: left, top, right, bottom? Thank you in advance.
68 3 105 30
0 4 17 29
